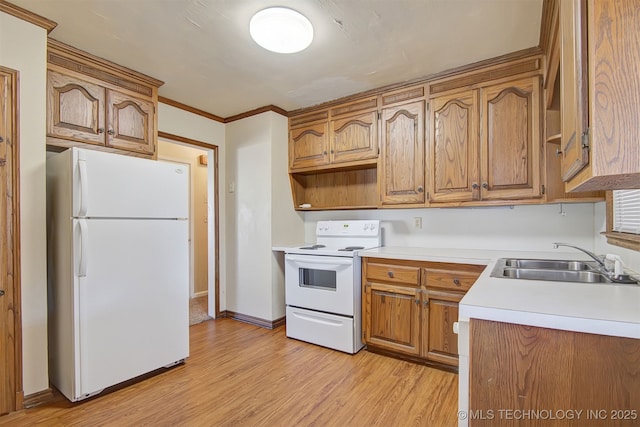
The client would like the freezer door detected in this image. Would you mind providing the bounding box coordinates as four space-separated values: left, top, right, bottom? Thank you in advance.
71 147 188 219
73 218 189 399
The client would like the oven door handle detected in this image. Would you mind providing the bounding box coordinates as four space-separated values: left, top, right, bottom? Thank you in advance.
285 254 354 266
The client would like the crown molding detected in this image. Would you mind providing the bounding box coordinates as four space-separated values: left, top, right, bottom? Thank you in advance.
0 1 57 33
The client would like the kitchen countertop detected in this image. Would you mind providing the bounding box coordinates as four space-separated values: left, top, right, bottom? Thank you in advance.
358 247 640 339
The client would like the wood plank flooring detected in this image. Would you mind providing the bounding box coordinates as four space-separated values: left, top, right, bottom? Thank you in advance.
0 318 459 426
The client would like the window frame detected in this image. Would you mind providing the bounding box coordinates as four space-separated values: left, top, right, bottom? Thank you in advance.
603 191 640 251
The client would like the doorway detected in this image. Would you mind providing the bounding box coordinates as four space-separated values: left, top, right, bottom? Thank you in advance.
157 134 219 318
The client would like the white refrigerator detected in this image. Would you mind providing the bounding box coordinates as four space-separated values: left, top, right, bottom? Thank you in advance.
46 147 190 402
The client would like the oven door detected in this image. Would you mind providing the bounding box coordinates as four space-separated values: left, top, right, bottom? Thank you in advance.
285 254 355 316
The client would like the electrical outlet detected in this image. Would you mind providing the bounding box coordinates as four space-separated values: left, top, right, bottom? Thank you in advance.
414 217 422 230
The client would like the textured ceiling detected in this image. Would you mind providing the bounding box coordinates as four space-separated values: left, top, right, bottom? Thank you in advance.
12 0 543 117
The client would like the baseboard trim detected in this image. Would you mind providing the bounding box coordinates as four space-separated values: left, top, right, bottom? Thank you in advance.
221 310 285 330
23 388 55 408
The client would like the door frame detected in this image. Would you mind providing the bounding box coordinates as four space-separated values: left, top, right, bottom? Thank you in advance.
0 65 23 413
158 131 220 317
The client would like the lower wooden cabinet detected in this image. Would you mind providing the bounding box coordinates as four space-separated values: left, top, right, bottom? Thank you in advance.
364 282 421 355
424 290 462 366
469 319 640 426
362 257 484 369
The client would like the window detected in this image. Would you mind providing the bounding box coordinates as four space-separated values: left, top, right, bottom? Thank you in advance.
604 190 640 250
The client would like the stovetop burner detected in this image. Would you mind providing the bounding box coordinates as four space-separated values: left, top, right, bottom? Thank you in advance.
299 244 326 250
283 220 380 257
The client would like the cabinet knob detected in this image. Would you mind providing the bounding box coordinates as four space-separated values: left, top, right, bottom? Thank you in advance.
0 289 4 296
0 136 4 143
424 299 429 306
453 278 461 286
472 183 479 189
323 151 327 155
417 186 424 193
387 271 394 278
108 129 115 135
330 149 334 154
97 128 104 134
482 182 488 189
555 148 562 157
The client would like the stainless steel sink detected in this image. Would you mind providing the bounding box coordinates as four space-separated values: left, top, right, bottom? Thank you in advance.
503 259 597 271
490 258 639 285
500 268 611 283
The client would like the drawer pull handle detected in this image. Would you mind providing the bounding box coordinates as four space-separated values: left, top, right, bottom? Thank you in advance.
387 271 394 278
453 278 461 286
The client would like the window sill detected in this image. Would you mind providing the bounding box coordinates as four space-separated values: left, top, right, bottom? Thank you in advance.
601 231 640 252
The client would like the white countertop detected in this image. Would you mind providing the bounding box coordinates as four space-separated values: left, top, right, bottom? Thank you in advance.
358 247 640 339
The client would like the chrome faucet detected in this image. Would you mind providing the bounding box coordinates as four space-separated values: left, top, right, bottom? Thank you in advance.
552 243 607 270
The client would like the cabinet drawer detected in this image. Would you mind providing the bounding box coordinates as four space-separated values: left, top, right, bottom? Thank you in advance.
366 263 420 286
425 270 480 291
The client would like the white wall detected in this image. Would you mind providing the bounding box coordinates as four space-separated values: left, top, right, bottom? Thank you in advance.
225 112 303 321
269 113 298 320
0 12 49 395
158 102 225 312
306 203 597 252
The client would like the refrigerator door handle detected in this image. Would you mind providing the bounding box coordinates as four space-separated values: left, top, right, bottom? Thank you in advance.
78 219 89 277
78 158 89 217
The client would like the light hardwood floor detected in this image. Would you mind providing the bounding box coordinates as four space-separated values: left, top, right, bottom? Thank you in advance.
1 319 459 426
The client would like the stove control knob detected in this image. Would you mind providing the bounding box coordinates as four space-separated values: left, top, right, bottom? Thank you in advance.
370 224 376 231
363 223 369 230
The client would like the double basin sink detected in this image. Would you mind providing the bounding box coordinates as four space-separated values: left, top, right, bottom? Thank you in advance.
490 258 639 285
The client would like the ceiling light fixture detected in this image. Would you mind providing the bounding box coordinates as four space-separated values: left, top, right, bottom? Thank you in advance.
250 7 313 54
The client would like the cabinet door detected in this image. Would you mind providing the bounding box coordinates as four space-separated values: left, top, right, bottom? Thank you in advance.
329 110 378 164
429 90 479 203
480 76 542 200
47 70 106 146
289 122 330 170
560 0 589 182
364 282 421 355
379 101 425 205
423 290 462 367
106 90 155 154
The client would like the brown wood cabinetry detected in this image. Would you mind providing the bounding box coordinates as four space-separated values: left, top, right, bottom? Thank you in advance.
289 98 379 173
480 76 542 201
46 39 162 158
469 319 640 427
541 3 604 203
428 76 542 204
329 109 378 165
560 0 640 191
289 118 330 170
362 257 484 370
429 90 479 203
379 100 426 205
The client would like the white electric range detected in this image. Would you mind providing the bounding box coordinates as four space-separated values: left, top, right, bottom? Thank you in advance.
283 220 381 354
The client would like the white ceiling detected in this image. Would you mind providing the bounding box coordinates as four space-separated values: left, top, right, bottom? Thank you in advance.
12 0 543 118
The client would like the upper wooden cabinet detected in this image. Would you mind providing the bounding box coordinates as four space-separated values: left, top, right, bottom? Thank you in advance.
428 76 542 204
560 0 640 191
429 90 479 203
380 100 426 205
289 98 379 173
48 70 155 155
329 110 378 164
47 70 106 146
289 117 330 170
46 39 162 158
480 76 542 201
